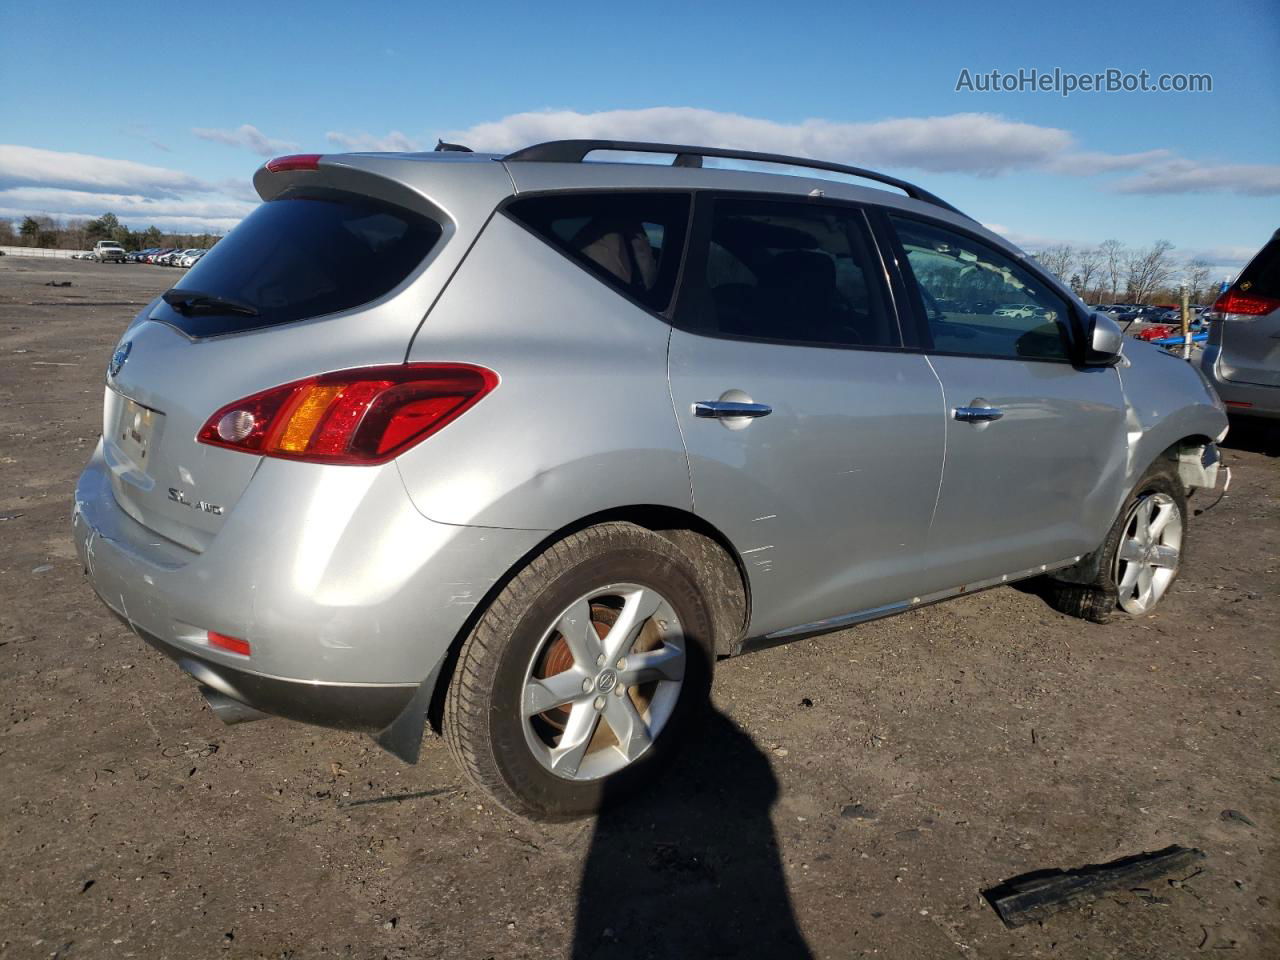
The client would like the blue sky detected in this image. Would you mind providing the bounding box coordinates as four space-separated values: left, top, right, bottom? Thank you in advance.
2 0 1276 274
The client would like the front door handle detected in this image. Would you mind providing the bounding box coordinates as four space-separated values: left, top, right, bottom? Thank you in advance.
954 405 1004 423
694 401 773 420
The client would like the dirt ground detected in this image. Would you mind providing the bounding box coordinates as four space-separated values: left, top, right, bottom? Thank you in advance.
1 256 1277 960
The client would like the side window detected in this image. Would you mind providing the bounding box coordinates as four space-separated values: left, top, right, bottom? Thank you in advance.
890 216 1072 361
681 198 897 348
506 192 690 312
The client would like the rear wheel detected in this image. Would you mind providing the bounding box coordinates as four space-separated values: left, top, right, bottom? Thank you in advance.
1047 461 1187 623
444 522 714 820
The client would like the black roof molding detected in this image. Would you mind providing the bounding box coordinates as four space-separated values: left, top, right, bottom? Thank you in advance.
503 139 970 219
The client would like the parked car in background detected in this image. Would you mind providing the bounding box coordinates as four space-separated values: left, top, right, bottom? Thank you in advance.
74 141 1227 819
71 250 95 260
1201 228 1280 419
993 303 1036 318
93 240 127 263
130 247 160 263
177 249 207 268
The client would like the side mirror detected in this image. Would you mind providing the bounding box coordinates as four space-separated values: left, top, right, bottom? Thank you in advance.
1083 311 1124 365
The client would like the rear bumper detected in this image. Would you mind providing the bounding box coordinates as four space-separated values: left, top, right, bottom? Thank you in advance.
1202 347 1280 418
73 441 546 729
124 612 415 730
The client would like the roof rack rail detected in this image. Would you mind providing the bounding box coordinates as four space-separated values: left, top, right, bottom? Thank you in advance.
503 139 970 219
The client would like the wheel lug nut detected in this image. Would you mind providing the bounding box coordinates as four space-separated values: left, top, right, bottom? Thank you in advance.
596 655 606 667
581 677 594 693
616 658 626 670
593 696 606 710
614 684 626 697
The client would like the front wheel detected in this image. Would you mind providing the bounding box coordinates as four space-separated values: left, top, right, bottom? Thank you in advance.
444 523 714 820
1047 460 1187 623
1112 489 1184 614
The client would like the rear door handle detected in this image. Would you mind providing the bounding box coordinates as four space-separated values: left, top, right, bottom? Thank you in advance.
954 405 1004 423
694 401 773 420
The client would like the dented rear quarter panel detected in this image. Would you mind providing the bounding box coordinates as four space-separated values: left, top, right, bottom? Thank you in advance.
398 212 692 530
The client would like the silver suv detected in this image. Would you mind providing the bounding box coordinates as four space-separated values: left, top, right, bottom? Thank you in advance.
74 140 1227 818
1200 228 1280 419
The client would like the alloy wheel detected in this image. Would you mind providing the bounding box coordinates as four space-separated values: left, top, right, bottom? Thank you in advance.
1113 491 1183 615
521 583 685 781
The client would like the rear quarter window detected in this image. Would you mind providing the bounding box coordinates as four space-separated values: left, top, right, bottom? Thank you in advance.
151 188 443 337
505 192 690 312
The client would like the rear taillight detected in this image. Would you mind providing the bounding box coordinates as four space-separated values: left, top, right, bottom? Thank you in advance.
197 364 498 465
1212 290 1280 316
265 153 322 173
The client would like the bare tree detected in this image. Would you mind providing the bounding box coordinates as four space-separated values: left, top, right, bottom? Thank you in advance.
1099 239 1126 301
1034 244 1075 284
1075 246 1104 302
1125 240 1176 303
1185 258 1212 304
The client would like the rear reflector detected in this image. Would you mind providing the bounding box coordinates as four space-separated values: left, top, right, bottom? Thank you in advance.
1212 290 1280 316
265 153 322 173
1224 400 1253 408
197 364 498 465
208 631 251 656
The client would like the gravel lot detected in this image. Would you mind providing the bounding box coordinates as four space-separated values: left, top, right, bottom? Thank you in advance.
2 256 1277 960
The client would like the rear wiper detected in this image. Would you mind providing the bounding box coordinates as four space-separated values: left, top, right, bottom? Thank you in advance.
162 289 259 317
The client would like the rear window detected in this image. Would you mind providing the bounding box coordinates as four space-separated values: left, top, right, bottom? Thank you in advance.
1234 230 1280 300
152 188 443 337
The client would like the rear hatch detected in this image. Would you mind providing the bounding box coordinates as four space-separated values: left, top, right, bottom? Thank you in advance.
102 174 454 552
1212 229 1280 387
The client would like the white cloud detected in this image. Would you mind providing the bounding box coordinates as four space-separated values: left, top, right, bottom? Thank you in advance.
0 186 254 220
0 146 257 233
445 108 1279 200
1111 159 1280 196
445 107 1073 176
0 144 209 198
192 124 299 157
325 129 423 152
1046 149 1173 176
1178 243 1264 272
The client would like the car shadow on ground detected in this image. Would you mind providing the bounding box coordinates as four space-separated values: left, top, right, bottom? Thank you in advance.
1221 415 1279 457
571 708 813 959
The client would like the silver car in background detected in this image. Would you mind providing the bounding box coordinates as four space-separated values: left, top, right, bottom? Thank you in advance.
74 140 1227 819
1201 228 1280 419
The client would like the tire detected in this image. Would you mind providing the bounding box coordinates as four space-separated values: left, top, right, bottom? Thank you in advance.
444 522 715 820
1047 460 1187 624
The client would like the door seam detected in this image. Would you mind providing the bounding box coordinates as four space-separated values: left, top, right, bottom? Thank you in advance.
665 326 697 512
923 353 947 534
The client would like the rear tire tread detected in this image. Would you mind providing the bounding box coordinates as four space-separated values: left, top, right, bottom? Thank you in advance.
444 522 697 819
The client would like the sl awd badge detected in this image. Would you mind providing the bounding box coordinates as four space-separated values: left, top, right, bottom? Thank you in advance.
168 488 224 516
108 340 132 379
